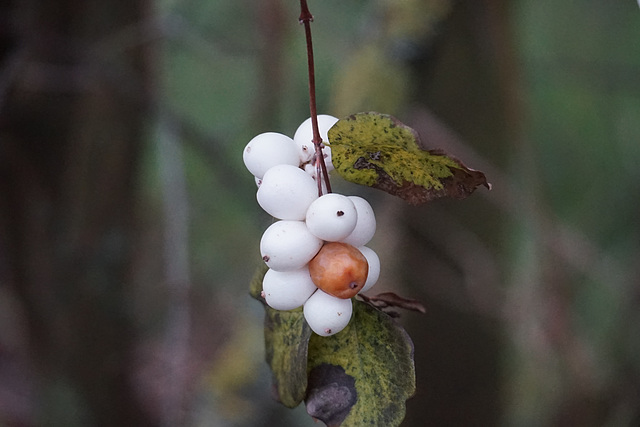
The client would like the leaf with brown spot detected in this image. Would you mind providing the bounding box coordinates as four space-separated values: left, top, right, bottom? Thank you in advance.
327 112 490 204
306 300 415 426
305 364 357 427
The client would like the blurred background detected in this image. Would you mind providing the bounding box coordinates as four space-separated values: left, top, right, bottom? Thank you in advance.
1 0 639 426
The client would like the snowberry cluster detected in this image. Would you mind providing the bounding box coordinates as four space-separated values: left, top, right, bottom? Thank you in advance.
243 115 380 336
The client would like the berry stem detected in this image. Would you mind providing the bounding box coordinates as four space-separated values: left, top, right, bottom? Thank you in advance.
299 0 332 196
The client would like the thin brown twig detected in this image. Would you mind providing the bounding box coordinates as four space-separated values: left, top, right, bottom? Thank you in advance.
299 0 332 195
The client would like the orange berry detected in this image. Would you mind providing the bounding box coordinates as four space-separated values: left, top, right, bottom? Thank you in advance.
308 242 369 299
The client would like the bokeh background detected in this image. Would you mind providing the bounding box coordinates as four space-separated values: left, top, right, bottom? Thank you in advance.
1 0 639 426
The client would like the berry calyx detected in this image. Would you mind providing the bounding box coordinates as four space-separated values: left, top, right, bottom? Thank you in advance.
308 242 368 299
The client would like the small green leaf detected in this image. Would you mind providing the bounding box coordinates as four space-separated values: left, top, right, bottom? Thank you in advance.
327 112 490 204
306 300 416 427
250 264 312 407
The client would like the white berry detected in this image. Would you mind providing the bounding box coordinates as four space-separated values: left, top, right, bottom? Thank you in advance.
303 289 353 336
357 246 380 293
293 115 339 164
257 164 319 220
340 196 377 247
262 267 318 310
243 132 300 179
303 163 329 194
305 193 357 242
321 145 334 173
260 220 323 271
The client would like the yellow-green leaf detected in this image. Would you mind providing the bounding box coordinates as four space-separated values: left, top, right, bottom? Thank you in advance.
327 112 490 204
305 300 416 427
264 306 311 408
250 264 311 408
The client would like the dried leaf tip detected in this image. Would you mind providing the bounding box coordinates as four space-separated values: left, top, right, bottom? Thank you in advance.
361 292 427 314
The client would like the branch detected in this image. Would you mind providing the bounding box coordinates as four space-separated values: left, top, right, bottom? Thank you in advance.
299 0 332 195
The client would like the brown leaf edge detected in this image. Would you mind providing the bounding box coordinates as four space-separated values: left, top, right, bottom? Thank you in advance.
428 148 492 198
353 148 491 205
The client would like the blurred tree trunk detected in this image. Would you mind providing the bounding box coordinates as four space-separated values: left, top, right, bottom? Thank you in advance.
401 0 515 425
0 0 153 425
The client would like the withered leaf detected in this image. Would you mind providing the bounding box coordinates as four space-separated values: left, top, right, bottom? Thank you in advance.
360 292 427 314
